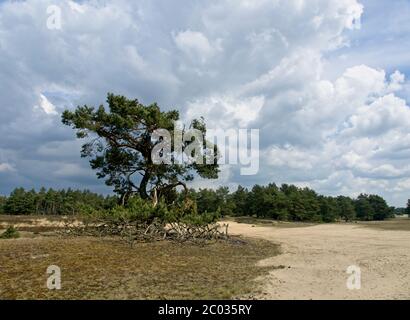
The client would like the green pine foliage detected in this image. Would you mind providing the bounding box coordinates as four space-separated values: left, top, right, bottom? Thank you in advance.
0 226 20 239
189 184 395 222
87 196 218 227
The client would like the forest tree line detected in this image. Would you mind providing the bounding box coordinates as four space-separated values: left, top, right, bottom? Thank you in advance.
190 184 399 222
0 183 406 222
0 187 116 215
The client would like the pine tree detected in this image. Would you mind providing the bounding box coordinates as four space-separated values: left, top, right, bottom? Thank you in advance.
406 199 410 217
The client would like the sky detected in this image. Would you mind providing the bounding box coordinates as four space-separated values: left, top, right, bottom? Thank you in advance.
1 0 410 206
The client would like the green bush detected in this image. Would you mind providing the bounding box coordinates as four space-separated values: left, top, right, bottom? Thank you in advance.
0 226 20 239
101 197 163 223
87 196 220 227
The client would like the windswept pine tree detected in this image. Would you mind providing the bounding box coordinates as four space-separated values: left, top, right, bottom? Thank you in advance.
62 93 219 205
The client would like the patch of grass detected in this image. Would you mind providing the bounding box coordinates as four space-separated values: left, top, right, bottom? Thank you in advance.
231 216 317 228
231 216 278 225
0 215 68 223
0 236 279 300
358 217 410 231
0 226 20 239
0 215 78 233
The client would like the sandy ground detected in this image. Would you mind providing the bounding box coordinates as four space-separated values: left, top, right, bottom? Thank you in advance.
0 217 83 232
227 221 410 300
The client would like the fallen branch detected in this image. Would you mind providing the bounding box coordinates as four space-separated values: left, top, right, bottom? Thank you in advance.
60 218 231 245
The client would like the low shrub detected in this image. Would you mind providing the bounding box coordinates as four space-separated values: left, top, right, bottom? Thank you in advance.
64 196 226 244
0 226 20 239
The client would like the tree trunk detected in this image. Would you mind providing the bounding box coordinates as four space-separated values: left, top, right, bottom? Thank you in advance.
139 171 150 199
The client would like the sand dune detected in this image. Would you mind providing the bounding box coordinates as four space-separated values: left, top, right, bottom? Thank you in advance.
227 221 410 300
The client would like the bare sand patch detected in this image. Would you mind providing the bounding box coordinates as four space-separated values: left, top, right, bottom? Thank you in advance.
226 220 410 300
0 215 83 234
